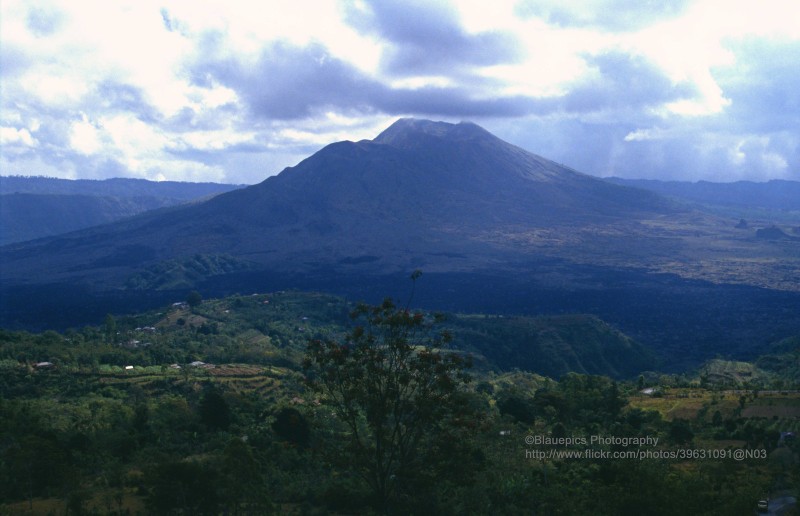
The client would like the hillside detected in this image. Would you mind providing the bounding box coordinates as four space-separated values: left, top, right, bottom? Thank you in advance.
0 291 795 514
0 119 679 285
0 177 243 245
1 120 799 370
755 336 800 383
0 193 177 245
453 313 655 378
5 119 798 293
0 176 244 199
606 177 800 223
0 291 649 380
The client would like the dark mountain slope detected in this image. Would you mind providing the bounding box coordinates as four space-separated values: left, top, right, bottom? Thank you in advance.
0 177 244 245
205 119 671 238
1 119 798 371
606 177 800 222
371 119 669 218
3 119 798 295
0 119 679 286
0 176 243 199
0 193 172 245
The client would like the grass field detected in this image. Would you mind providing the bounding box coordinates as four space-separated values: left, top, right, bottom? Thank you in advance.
629 389 800 423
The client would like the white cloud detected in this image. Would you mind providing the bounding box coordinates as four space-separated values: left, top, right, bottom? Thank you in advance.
729 135 790 176
485 23 610 97
0 0 798 183
29 74 89 106
0 153 74 178
0 126 36 147
102 115 167 167
69 117 101 155
624 128 665 142
191 84 239 109
173 129 256 152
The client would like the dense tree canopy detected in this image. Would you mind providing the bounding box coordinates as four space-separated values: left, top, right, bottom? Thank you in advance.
0 291 796 514
304 298 475 512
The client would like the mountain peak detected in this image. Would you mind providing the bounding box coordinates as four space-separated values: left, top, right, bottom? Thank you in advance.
373 118 493 148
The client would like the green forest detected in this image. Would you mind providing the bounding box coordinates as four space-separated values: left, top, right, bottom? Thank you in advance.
1 289 798 515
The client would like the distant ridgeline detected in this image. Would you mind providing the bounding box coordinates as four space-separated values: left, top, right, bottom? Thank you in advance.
1 121 799 372
0 176 245 199
606 177 800 223
0 176 244 245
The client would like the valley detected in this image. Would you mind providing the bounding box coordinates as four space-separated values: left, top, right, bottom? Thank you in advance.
3 0 798 511
1 119 799 513
0 290 797 514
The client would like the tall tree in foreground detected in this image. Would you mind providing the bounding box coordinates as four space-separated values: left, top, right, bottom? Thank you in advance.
304 296 473 513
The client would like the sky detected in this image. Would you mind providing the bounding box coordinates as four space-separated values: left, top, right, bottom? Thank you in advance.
1 0 798 185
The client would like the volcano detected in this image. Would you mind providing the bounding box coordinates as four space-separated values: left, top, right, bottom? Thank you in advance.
2 119 799 368
0 118 677 288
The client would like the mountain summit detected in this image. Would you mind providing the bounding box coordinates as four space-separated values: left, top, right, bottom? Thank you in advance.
2 119 678 289
234 117 670 224
373 118 494 146
23 116 799 299
3 119 798 366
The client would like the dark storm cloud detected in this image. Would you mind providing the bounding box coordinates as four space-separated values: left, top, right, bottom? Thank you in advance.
515 0 692 31
191 40 380 119
190 38 539 120
343 0 522 75
188 32 697 123
381 87 542 117
4 2 793 184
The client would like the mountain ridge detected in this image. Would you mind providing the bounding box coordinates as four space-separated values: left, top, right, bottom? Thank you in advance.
2 119 799 368
0 176 245 198
0 177 244 245
1 119 795 288
606 176 800 223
